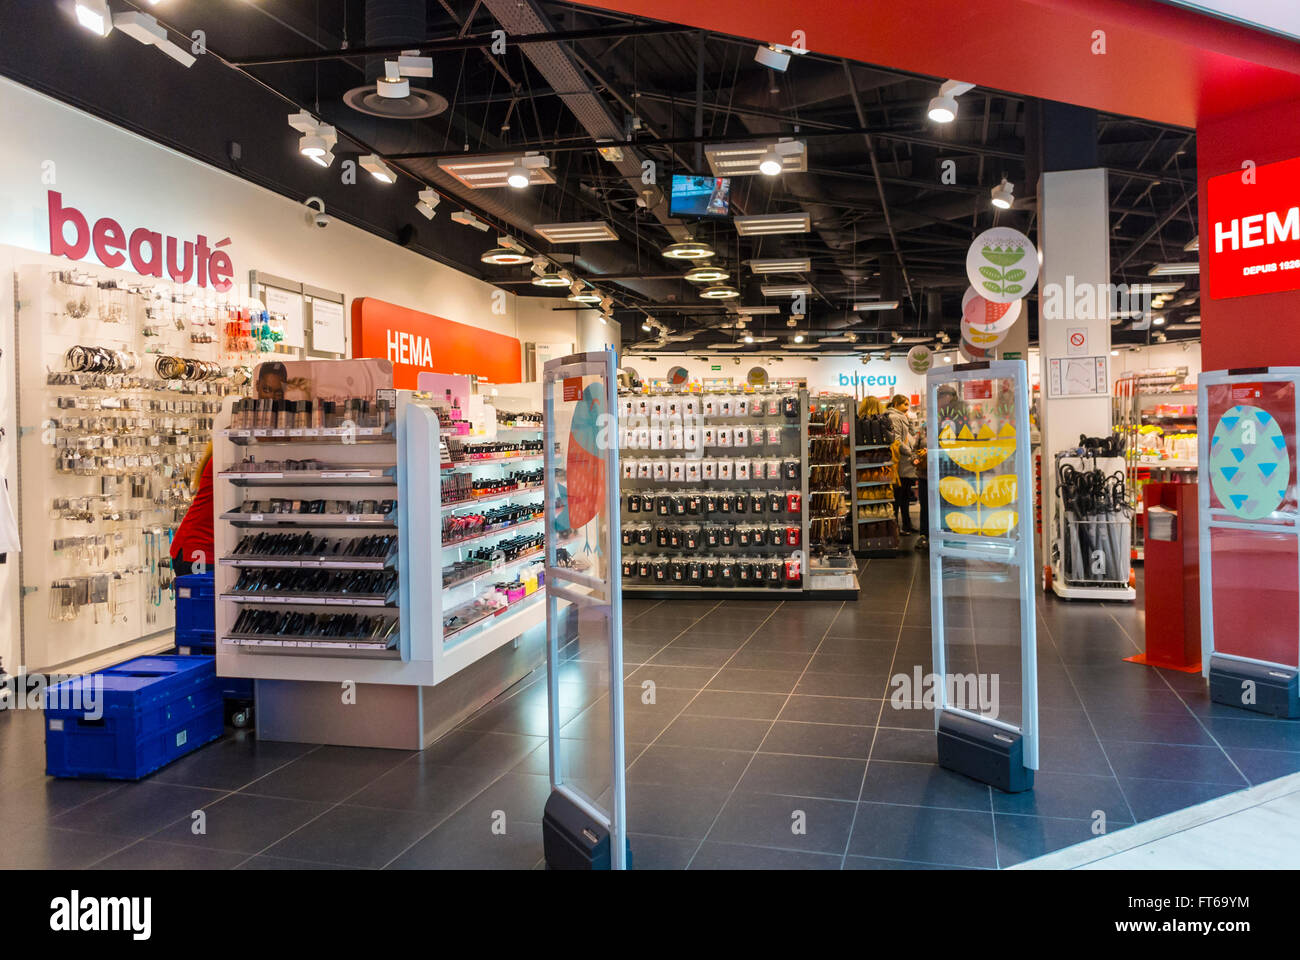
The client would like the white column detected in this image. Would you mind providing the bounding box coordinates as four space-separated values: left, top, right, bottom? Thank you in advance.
1037 168 1113 574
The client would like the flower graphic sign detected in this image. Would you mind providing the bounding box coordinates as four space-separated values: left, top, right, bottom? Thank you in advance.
965 227 1039 304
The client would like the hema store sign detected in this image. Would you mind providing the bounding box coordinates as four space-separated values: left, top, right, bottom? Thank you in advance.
1207 155 1300 299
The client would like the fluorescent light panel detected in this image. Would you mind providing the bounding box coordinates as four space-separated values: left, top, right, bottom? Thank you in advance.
534 221 618 243
1148 262 1200 276
760 283 812 297
747 258 811 274
734 213 811 236
704 139 807 177
853 301 900 311
437 155 555 190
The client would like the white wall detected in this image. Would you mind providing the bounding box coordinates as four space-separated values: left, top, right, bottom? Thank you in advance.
0 76 580 673
1110 340 1202 383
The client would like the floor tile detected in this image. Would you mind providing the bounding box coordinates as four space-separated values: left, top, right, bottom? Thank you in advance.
1100 740 1248 786
627 744 752 791
778 695 884 726
848 802 997 868
705 667 803 695
994 813 1114 868
858 761 993 812
265 803 443 868
657 715 772 752
387 816 544 870
683 690 788 721
148 792 332 854
991 770 1131 822
89 840 250 871
689 841 841 870
622 783 731 839
737 753 866 801
759 721 874 760
50 781 227 838
626 833 699 870
706 791 856 854
1118 776 1245 821
869 727 939 764
0 817 135 869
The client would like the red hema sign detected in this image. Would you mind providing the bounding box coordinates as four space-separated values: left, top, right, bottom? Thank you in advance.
47 190 235 291
1207 156 1300 299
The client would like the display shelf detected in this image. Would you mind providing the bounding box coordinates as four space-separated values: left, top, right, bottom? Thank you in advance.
442 515 543 549
219 511 396 527
221 591 397 607
221 467 397 485
442 482 544 510
442 546 546 589
857 480 892 488
443 587 546 642
220 426 394 444
856 444 892 452
441 452 543 469
219 551 397 570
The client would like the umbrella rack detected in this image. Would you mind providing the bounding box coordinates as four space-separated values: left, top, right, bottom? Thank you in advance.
1049 453 1136 601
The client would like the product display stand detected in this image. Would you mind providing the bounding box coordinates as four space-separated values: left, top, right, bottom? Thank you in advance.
214 359 552 749
807 394 860 596
1048 452 1135 601
927 359 1038 792
1198 367 1300 718
617 385 810 598
853 404 903 556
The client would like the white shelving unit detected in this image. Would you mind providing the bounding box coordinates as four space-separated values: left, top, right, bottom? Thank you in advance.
214 390 548 691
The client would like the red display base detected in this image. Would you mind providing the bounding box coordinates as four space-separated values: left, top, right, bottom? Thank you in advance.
1123 652 1202 674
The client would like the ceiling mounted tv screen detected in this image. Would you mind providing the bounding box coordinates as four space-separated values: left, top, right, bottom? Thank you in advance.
670 175 731 219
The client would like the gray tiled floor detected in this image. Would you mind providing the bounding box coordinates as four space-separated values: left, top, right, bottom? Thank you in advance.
3 549 1298 869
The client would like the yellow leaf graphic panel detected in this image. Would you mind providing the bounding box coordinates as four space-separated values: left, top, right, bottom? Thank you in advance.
939 476 978 507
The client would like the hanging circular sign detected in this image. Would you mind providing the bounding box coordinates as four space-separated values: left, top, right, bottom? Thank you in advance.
961 315 1010 348
966 227 1039 304
959 339 989 362
960 286 1022 333
667 365 689 385
1209 404 1290 520
907 345 932 374
747 366 769 386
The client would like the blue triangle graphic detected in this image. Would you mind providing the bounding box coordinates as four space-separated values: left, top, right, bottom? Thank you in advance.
1257 410 1273 424
1221 416 1240 430
1229 494 1248 509
1230 447 1246 463
1221 466 1239 481
1260 462 1278 478
1273 435 1287 450
1212 435 1221 448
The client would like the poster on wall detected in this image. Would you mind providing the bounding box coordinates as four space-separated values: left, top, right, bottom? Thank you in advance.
310 297 346 355
263 285 304 348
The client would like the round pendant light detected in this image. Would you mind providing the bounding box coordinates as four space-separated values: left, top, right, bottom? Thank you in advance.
530 273 569 287
481 247 532 265
662 240 715 260
699 285 740 300
685 264 729 283
507 160 531 189
567 291 601 303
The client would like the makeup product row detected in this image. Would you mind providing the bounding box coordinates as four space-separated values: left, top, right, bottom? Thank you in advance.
230 567 398 596
230 608 398 640
229 397 391 431
230 531 396 558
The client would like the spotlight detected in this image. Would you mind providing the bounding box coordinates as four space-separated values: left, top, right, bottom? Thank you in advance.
112 11 196 67
359 154 396 184
927 80 975 123
991 178 1015 210
793 333 805 343
415 188 440 219
507 160 530 189
75 0 111 37
451 210 491 232
754 44 791 72
759 148 782 176
377 61 409 99
642 320 653 332
308 151 335 168
743 333 755 344
288 112 337 162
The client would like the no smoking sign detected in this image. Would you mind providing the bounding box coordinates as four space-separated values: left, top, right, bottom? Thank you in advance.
1067 327 1088 356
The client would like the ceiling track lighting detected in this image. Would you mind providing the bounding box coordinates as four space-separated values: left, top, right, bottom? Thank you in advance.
102 10 196 67
415 188 440 219
75 0 112 36
288 112 337 165
991 178 1015 210
359 154 396 184
927 79 975 123
451 210 491 232
377 62 410 100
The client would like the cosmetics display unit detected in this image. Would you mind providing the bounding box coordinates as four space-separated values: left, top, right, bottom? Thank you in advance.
213 367 551 695
617 386 857 598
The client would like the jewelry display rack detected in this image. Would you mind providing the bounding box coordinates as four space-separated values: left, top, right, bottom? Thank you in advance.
807 394 860 594
616 384 815 598
14 260 243 670
853 409 904 556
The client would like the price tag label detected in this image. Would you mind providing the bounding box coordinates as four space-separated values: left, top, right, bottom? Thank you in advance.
346 515 361 523
289 429 304 437
249 513 264 522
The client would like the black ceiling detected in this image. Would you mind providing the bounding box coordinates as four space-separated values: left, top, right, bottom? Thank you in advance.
4 0 1201 352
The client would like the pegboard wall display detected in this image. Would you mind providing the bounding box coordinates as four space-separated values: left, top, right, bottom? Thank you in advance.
12 260 278 670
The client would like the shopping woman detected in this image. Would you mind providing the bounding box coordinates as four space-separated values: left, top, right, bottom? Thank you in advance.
886 394 917 535
170 441 214 576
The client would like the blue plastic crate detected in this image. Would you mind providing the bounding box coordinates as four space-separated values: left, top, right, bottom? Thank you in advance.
174 634 216 657
174 572 215 648
44 655 223 780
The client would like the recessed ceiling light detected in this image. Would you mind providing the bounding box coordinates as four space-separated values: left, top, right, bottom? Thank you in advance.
991 178 1015 210
360 154 397 184
700 285 740 300
734 213 811 236
662 240 716 260
685 264 729 283
1148 262 1200 276
853 301 900 312
534 221 618 243
437 153 553 190
748 258 811 274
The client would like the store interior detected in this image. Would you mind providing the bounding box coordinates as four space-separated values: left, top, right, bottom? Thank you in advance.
0 0 1298 871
